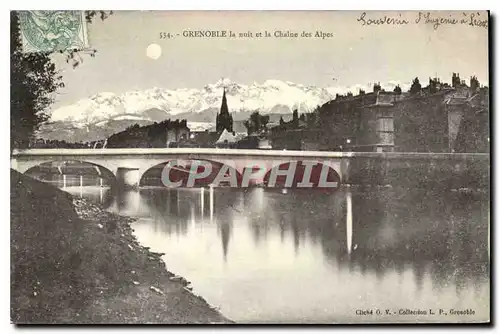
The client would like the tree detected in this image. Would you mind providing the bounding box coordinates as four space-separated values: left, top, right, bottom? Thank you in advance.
11 12 62 151
409 77 422 94
261 114 270 129
373 82 382 93
428 77 442 94
244 111 269 135
279 116 284 125
393 85 402 94
243 119 254 135
10 11 112 151
292 109 299 128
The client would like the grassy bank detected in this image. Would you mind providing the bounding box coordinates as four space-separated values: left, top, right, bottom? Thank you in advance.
10 170 231 324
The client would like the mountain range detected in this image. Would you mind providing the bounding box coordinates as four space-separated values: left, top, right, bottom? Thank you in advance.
39 78 409 142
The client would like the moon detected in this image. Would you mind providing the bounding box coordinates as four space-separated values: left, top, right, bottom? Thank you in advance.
146 44 162 60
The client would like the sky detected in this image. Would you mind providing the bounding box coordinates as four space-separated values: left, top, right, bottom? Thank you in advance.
51 10 489 109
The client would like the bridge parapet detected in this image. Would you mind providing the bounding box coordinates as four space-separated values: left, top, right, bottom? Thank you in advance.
11 149 489 189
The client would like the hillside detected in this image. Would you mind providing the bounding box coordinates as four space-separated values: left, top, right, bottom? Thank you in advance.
10 170 230 324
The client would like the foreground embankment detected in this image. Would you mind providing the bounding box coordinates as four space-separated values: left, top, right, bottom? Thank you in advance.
10 169 231 324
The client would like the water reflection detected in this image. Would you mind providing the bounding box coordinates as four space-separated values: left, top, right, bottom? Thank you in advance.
346 191 352 255
59 180 488 323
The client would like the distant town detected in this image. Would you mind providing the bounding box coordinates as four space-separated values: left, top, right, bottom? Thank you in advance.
31 73 489 154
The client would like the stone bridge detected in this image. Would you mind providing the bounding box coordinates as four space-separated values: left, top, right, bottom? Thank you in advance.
11 148 489 189
10 148 348 188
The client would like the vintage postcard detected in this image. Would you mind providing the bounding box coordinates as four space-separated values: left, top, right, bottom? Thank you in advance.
10 10 490 324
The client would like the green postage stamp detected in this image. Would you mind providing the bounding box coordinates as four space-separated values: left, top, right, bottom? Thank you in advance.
18 11 89 53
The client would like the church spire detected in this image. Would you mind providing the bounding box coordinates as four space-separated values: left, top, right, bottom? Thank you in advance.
216 84 233 133
221 87 229 115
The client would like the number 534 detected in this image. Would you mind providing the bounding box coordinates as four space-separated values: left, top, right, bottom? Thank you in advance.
160 32 172 39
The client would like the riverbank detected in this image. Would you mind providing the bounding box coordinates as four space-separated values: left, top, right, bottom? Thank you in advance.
10 170 232 324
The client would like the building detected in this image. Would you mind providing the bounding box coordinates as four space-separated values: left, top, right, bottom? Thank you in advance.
269 110 321 150
215 129 245 148
106 119 190 148
236 134 273 149
165 121 190 147
356 91 408 152
316 90 381 151
183 131 216 148
453 87 489 153
186 87 238 148
391 91 451 153
216 88 234 133
315 74 489 153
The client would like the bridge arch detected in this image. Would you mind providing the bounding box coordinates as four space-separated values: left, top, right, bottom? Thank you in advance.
23 160 117 187
139 158 244 188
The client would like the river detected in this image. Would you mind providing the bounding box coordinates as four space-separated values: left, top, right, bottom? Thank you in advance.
43 174 489 323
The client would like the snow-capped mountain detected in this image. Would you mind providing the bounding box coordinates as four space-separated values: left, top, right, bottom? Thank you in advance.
50 78 336 127
40 78 409 142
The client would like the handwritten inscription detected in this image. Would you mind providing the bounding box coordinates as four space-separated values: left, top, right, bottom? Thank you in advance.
357 12 409 26
415 12 488 30
357 11 488 30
